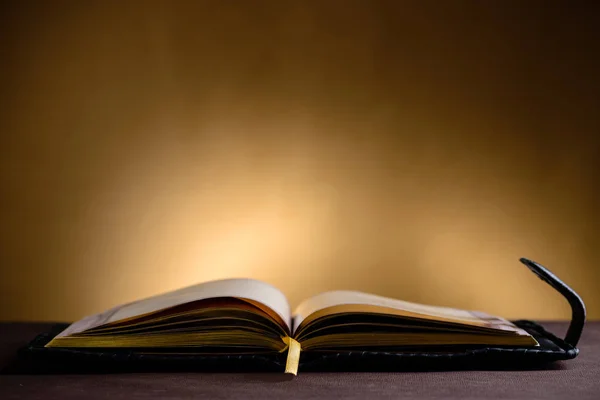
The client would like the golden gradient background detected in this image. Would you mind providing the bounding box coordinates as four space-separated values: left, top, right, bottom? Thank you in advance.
1 1 598 322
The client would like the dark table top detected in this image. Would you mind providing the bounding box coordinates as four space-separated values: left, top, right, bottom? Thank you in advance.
1 321 599 399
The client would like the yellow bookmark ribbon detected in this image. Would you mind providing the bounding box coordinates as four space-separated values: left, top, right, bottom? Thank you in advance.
281 336 301 375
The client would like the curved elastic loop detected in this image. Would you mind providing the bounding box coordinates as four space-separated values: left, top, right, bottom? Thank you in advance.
520 257 586 347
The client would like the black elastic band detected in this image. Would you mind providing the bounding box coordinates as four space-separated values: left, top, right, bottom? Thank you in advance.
520 257 586 347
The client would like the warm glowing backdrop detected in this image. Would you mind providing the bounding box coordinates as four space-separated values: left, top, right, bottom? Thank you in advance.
1 1 598 322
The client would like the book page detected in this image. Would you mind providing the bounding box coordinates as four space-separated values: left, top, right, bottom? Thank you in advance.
293 290 526 335
57 278 291 338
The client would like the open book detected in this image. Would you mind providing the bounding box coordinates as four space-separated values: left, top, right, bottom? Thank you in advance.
47 279 538 374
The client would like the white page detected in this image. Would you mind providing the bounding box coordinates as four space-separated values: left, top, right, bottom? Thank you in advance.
56 278 291 338
293 290 523 334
